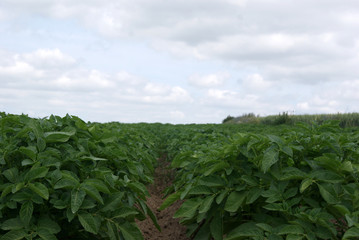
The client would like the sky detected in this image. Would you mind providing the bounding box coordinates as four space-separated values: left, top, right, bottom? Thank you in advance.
0 0 359 123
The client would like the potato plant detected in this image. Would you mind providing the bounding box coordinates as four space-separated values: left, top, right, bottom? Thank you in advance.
0 114 159 240
161 122 359 240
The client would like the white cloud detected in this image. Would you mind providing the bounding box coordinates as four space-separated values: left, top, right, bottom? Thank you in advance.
1 0 359 122
116 71 145 86
170 110 185 119
54 70 113 90
0 61 43 79
143 86 192 104
19 48 76 69
203 88 263 110
242 73 272 91
0 48 196 122
188 72 229 88
225 0 247 7
144 83 169 95
207 89 237 100
296 97 339 113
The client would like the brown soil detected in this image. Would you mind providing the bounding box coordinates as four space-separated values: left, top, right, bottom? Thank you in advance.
137 155 189 240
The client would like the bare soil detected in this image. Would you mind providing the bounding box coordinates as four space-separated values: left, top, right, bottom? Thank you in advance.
137 155 189 240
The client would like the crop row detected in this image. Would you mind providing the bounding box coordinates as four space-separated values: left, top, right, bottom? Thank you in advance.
2 112 359 240
160 122 359 240
0 113 159 240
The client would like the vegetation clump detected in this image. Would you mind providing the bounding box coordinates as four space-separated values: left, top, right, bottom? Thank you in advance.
223 112 359 128
0 113 159 240
1 112 359 240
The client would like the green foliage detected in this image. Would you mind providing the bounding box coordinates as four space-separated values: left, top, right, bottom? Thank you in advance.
160 121 359 240
0 113 158 239
227 112 359 127
222 115 235 124
2 112 359 240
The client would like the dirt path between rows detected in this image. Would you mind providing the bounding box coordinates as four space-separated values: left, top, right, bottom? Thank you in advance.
137 155 189 240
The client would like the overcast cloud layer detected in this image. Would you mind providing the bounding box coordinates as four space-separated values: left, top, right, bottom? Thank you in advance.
1 0 359 123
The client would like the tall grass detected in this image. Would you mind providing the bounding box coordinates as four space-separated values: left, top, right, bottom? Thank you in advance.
226 112 359 128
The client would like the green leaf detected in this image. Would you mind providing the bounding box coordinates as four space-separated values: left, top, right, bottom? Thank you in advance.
66 208 75 222
44 131 75 143
159 192 181 210
241 175 259 186
101 192 124 212
37 229 58 240
21 159 34 166
345 214 357 228
246 188 263 204
280 167 306 181
268 135 285 147
83 179 110 193
224 191 247 212
1 218 23 230
118 222 144 240
268 234 283 240
20 201 33 226
12 182 25 193
180 183 193 200
216 189 229 204
263 203 284 211
284 187 298 199
61 170 80 182
199 175 226 187
2 168 19 183
24 166 49 182
37 137 46 152
106 221 118 240
29 120 44 139
281 146 293 157
261 148 279 173
204 162 229 176
146 205 161 231
194 221 210 240
188 185 213 195
38 216 60 234
80 155 107 161
317 183 338 204
111 207 139 219
128 182 149 197
286 235 304 240
71 189 86 214
199 195 215 213
81 184 103 204
256 223 273 232
29 182 49 200
81 199 96 209
300 179 313 193
315 226 333 239
10 191 32 202
0 230 27 240
332 204 350 215
226 222 262 239
210 212 223 240
310 170 343 183
174 198 202 219
341 161 354 172
343 227 359 239
54 179 78 189
278 225 304 235
78 213 100 234
171 152 190 168
19 146 37 161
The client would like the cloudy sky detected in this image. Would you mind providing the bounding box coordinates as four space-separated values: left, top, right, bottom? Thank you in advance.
1 0 359 123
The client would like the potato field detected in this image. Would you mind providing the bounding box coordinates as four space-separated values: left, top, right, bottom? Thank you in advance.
1 113 359 239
